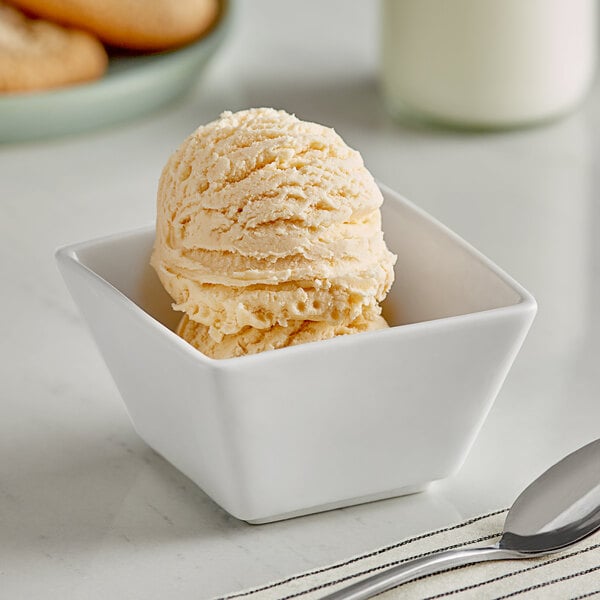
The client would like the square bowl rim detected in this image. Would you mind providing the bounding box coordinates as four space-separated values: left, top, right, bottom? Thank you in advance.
55 183 537 368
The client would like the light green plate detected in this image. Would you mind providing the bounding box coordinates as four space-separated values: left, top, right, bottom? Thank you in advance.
0 1 230 143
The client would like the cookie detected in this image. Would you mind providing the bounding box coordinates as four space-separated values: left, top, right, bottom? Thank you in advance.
0 2 107 93
7 0 220 51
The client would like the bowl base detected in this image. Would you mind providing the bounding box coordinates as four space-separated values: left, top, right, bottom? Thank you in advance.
245 483 431 524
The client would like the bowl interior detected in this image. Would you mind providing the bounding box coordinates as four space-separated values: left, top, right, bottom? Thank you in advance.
74 230 180 332
380 192 522 326
71 189 524 334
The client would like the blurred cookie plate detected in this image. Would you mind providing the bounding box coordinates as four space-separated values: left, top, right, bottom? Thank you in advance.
0 1 230 143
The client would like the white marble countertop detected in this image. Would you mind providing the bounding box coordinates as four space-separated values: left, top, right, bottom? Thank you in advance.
2 1 599 598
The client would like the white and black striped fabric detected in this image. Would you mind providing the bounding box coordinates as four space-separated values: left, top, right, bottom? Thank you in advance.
215 510 600 600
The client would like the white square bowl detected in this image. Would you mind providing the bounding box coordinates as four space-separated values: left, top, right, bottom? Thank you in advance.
56 184 536 523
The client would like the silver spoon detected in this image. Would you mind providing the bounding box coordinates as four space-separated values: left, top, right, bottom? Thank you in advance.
321 438 600 600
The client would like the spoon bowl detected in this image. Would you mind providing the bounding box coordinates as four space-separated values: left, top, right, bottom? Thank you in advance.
501 438 600 554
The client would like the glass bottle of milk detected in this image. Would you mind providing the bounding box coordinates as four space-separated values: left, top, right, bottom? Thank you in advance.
381 0 597 129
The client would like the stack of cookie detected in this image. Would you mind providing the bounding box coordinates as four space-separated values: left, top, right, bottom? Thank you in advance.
0 0 219 93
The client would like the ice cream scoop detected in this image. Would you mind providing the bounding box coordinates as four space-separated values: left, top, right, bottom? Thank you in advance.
151 108 396 356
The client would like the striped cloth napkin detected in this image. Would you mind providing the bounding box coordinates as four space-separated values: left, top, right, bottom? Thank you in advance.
215 509 600 600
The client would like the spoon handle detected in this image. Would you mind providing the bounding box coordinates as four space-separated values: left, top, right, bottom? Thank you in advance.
319 545 514 600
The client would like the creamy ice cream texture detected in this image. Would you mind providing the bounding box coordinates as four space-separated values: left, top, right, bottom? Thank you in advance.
177 314 389 360
151 108 396 358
